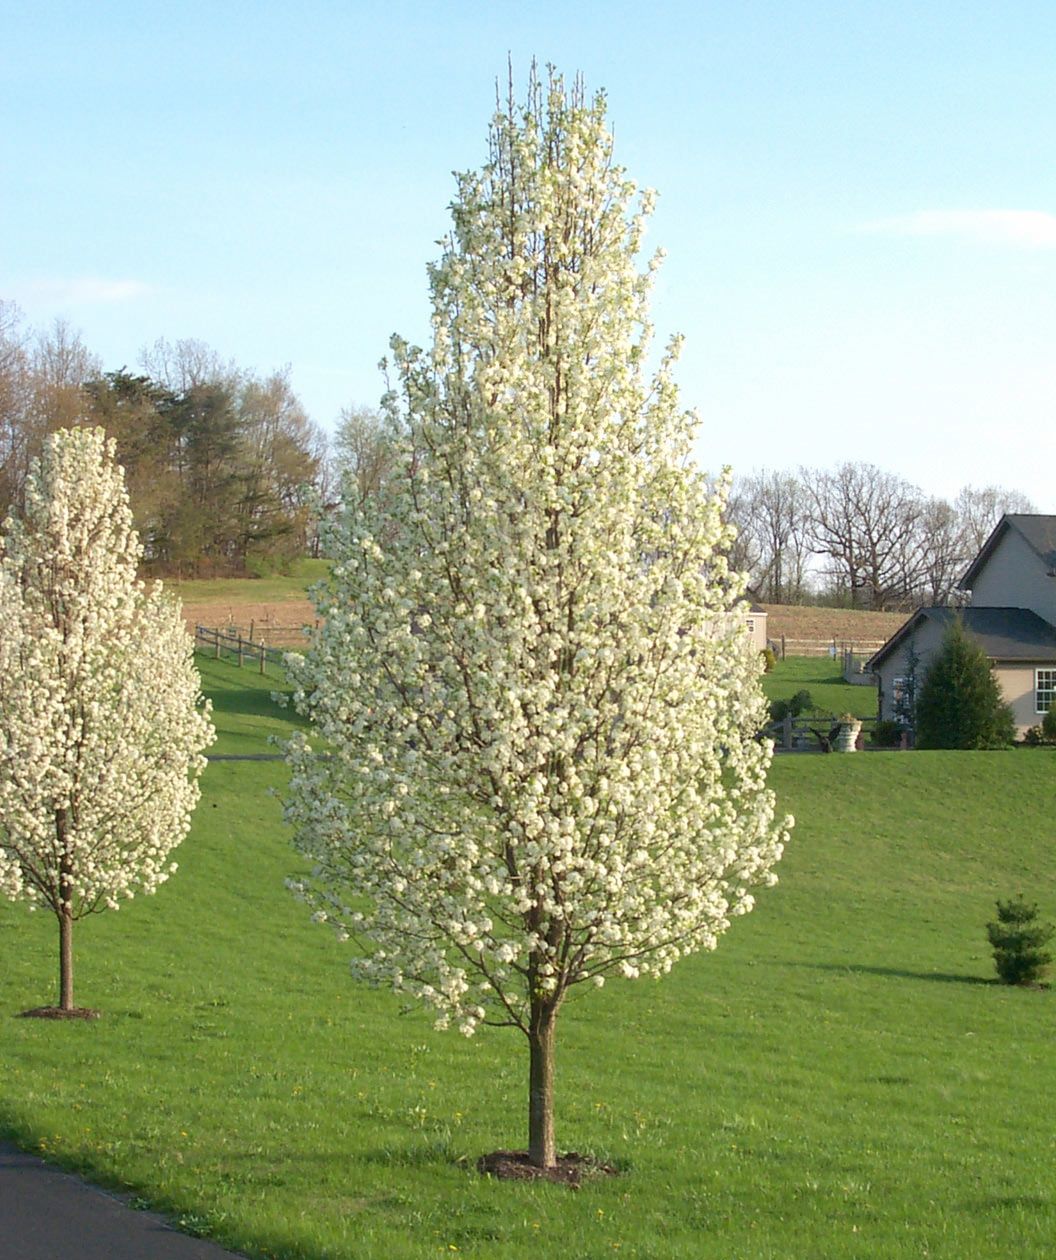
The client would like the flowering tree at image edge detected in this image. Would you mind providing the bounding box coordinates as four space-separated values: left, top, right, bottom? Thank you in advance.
0 428 214 1012
283 71 792 1169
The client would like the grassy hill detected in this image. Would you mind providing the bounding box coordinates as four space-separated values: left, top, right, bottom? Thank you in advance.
761 655 878 721
1 654 1053 1258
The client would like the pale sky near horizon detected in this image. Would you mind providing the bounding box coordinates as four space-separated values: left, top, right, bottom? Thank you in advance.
4 1 1056 508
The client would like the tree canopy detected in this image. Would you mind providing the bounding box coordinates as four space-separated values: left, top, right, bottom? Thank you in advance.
284 69 790 1170
0 428 214 1012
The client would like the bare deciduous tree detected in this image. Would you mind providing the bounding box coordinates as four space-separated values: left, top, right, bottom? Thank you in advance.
0 315 99 518
331 405 398 509
728 470 811 604
801 462 925 610
955 485 1037 558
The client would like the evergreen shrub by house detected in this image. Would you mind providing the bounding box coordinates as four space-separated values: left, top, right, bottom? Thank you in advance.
872 719 902 748
914 618 1015 749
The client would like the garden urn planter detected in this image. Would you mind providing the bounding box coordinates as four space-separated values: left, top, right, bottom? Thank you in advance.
835 718 862 753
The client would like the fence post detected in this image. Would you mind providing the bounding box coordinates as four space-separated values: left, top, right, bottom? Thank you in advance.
783 713 793 750
780 634 786 660
214 627 220 659
259 640 266 676
238 635 244 668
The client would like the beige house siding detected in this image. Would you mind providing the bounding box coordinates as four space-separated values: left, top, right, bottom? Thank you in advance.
993 663 1049 732
876 625 1047 734
968 528 1056 624
744 610 767 651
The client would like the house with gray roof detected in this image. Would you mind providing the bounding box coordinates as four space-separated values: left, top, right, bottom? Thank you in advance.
866 515 1056 735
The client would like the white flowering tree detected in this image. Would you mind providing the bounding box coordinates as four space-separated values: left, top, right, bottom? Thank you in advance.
284 70 791 1170
0 427 214 1016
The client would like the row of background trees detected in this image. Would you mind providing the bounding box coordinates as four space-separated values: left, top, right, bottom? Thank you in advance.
726 466 1035 610
1 299 1035 595
0 301 361 576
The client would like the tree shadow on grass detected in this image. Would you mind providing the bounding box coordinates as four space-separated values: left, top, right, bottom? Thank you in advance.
793 962 995 987
204 685 293 721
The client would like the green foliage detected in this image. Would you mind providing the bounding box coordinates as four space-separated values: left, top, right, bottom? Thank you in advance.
1042 704 1056 743
80 358 322 578
986 895 1054 986
915 618 1016 749
769 688 814 723
761 645 777 673
872 719 903 748
1023 724 1046 746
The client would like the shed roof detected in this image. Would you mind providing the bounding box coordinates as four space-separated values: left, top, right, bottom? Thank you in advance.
959 514 1056 590
866 605 1056 671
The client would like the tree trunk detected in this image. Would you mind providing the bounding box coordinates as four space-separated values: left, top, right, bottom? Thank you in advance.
59 903 74 1011
528 999 558 1168
57 811 74 1011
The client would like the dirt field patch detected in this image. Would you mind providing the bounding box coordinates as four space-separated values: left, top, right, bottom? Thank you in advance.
761 603 908 645
182 589 909 653
182 598 317 646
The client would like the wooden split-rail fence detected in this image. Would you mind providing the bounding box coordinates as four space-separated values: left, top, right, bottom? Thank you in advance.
773 635 887 660
769 713 881 752
194 625 293 675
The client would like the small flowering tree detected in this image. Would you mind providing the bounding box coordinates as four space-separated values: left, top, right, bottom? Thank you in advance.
0 428 214 1015
284 70 791 1170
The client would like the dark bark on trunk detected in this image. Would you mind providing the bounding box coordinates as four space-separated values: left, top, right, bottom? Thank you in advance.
57 811 74 1011
59 903 74 1011
528 998 558 1168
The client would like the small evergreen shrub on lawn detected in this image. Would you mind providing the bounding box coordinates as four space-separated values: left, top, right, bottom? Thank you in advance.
915 617 1016 749
986 896 1054 986
761 646 778 673
1042 704 1056 743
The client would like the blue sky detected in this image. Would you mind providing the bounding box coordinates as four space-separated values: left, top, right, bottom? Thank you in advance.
4 1 1056 506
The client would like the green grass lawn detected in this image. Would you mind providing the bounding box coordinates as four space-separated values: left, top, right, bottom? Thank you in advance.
195 652 308 756
167 557 330 607
762 655 878 720
1 657 1054 1258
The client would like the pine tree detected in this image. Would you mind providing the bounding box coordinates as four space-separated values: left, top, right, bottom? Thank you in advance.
987 896 1053 986
914 617 1015 749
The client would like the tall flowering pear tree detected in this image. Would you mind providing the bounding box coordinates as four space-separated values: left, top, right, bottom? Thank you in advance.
285 70 791 1170
0 427 214 1016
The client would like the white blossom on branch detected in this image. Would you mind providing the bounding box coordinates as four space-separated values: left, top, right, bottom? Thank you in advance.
283 68 791 1166
0 427 214 1011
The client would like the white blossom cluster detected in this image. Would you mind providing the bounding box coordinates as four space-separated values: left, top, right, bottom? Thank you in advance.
0 428 214 918
284 73 792 1037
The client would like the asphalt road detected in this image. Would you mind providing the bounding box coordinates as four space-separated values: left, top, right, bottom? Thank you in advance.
0 1142 245 1260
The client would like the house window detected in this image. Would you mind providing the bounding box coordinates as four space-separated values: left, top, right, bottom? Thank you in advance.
746 618 755 633
891 676 914 726
1036 668 1056 713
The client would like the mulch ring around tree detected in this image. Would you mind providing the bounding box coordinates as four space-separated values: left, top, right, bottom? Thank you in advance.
17 1007 100 1020
476 1151 617 1187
